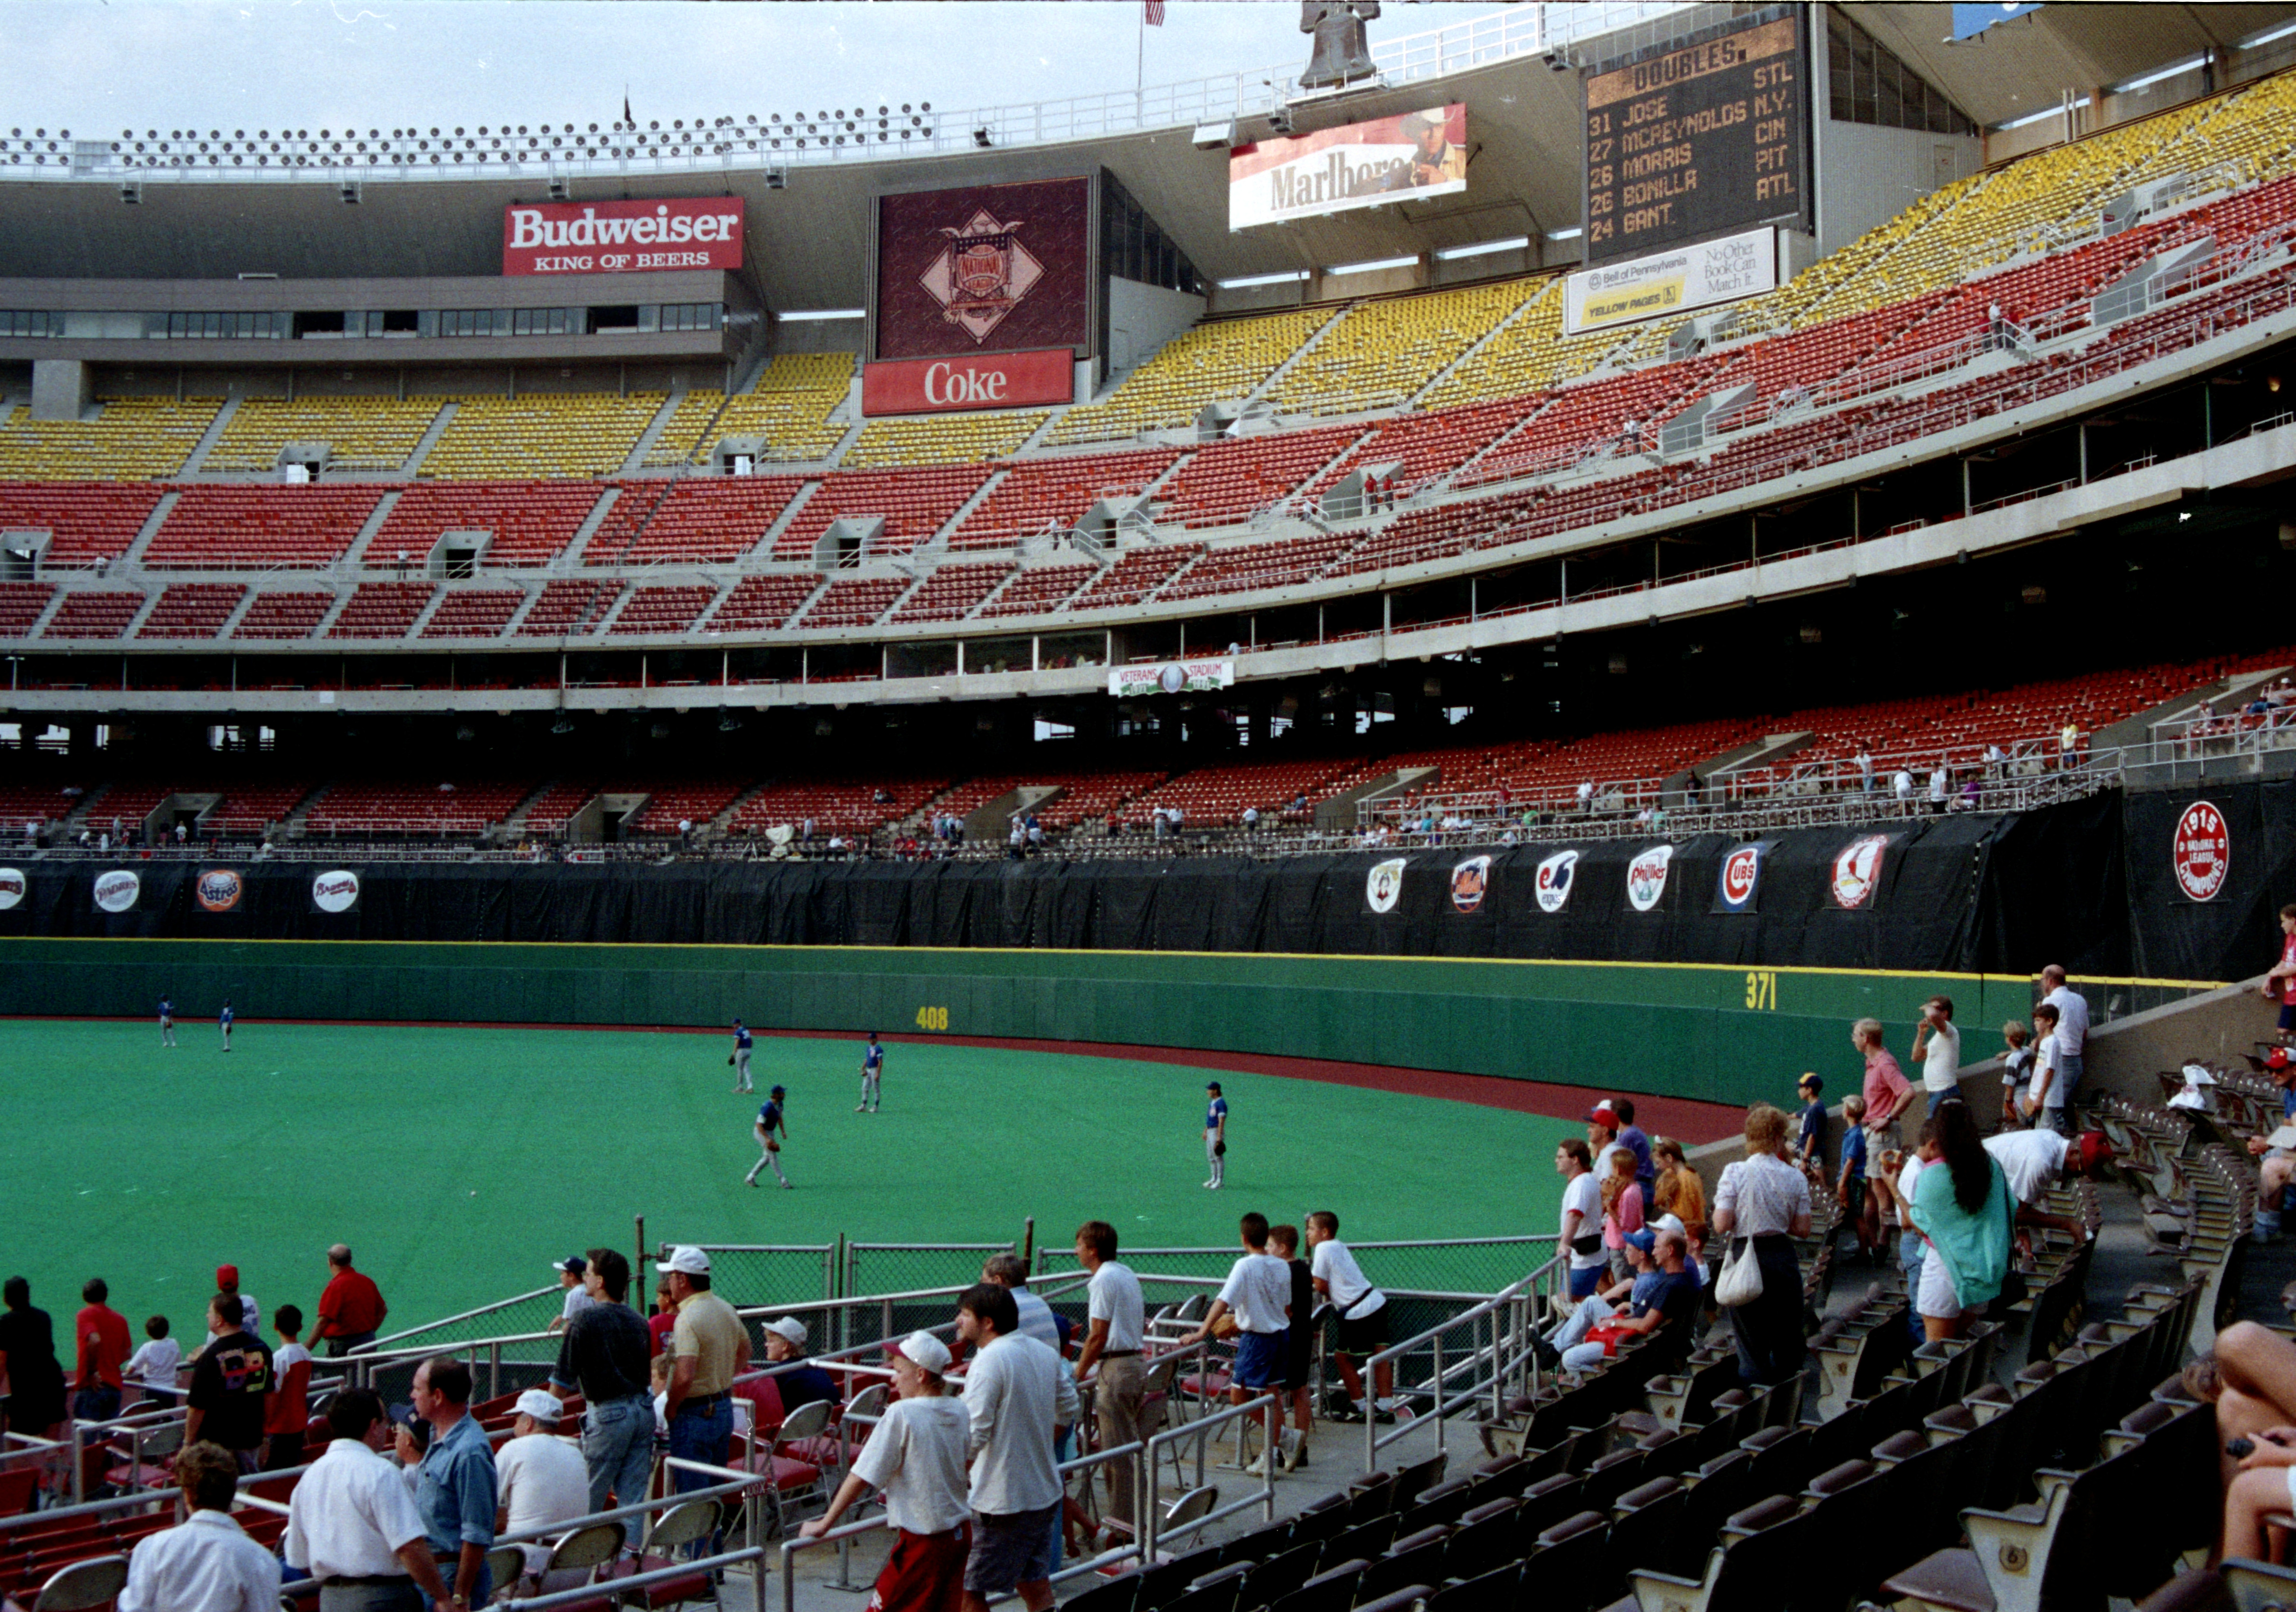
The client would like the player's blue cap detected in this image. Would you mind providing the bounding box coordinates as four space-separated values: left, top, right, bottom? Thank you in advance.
770 1085 786 1097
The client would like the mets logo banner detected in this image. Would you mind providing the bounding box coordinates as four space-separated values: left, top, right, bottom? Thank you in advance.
1365 858 1406 915
1449 855 1492 915
875 177 1092 361
1712 842 1772 914
1229 104 1467 230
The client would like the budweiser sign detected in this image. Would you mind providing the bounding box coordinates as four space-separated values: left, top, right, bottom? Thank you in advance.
502 197 744 276
863 348 1073 416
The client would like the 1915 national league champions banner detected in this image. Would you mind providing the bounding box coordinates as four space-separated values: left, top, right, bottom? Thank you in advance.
1228 104 1467 230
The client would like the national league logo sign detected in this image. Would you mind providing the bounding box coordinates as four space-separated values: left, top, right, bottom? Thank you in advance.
2172 800 2230 902
1626 845 1674 913
920 209 1044 345
1366 858 1407 914
1534 850 1579 914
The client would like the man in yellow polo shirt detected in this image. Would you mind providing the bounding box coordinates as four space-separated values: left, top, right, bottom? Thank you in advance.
656 1247 750 1494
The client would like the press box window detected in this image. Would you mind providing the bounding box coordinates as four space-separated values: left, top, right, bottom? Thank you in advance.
657 302 722 333
0 311 52 337
438 309 499 337
167 311 279 339
509 308 574 337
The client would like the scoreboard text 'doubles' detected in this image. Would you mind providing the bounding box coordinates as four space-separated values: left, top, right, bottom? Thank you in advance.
1581 9 1811 269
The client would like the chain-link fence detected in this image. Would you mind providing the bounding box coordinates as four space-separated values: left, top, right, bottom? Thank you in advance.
659 1244 838 1310
1034 1235 1555 1299
844 1241 1018 1303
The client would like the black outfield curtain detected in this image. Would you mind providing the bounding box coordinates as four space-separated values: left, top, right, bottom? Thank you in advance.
0 788 2172 975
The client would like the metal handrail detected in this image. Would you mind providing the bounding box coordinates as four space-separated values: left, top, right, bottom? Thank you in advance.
1360 1252 1559 1469
1142 1391 1280 1559
364 1283 560 1351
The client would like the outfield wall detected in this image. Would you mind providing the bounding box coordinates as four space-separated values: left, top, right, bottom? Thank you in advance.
0 934 2065 1108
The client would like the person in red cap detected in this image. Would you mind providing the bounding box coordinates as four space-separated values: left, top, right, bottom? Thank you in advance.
1983 1123 2109 1250
800 1331 970 1612
2260 903 2296 1042
2246 1049 2296 1237
214 1266 258 1338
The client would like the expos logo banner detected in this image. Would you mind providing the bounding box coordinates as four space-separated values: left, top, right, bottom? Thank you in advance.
0 867 22 910
2172 800 2230 901
196 869 243 914
1831 835 1892 910
93 870 140 913
1534 850 1579 914
312 870 361 914
1625 845 1674 913
1715 843 1764 913
1450 855 1492 914
1365 858 1407 915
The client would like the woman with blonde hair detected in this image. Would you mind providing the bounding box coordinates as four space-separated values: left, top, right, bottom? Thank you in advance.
1599 1146 1646 1283
1711 1103 1814 1386
1652 1138 1706 1245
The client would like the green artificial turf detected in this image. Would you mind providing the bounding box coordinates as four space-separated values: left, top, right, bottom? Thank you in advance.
0 1019 1576 1340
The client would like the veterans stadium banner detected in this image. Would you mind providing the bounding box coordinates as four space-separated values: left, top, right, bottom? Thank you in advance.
1562 225 1778 335
862 347 1074 416
1228 104 1467 231
502 198 744 276
875 177 1093 362
1108 658 1236 699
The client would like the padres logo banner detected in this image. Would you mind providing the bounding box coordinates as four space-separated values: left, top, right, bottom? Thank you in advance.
1365 858 1406 915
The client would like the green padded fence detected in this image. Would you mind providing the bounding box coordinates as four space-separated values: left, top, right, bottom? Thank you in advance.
0 936 2161 1110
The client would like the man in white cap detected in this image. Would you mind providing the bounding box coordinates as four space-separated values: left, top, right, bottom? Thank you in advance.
494 1390 589 1584
801 1332 970 1612
760 1316 837 1412
656 1247 749 1495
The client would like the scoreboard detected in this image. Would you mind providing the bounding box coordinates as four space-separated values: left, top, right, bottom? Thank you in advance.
1581 9 1811 269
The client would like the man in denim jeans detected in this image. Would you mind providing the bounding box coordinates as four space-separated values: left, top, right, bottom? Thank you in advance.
656 1246 750 1494
549 1248 655 1512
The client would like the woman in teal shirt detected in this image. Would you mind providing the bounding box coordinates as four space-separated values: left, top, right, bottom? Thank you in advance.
1909 1103 2013 1342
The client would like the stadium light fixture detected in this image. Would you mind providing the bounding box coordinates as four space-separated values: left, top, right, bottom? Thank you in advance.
2242 19 2296 48
1327 254 1419 277
1215 270 1309 289
1545 226 1583 241
2109 55 2207 94
1193 121 1235 150
1433 236 1531 261
973 127 993 148
547 177 571 201
119 180 140 203
1994 98 2089 131
779 308 865 322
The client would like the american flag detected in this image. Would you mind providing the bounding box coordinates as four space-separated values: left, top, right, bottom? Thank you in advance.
1145 0 1165 24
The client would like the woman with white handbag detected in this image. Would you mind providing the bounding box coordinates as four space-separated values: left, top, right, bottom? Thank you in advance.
1711 1103 1814 1387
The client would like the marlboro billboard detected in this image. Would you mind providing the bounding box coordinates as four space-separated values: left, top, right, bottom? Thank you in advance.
1228 104 1467 231
502 197 745 276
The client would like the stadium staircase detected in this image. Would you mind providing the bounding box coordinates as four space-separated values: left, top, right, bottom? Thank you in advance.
171 396 240 478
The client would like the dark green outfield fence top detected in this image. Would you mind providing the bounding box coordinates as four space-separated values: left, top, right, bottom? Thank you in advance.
0 936 2150 1108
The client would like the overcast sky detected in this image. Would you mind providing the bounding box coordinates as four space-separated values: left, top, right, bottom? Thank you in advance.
3 1 1493 139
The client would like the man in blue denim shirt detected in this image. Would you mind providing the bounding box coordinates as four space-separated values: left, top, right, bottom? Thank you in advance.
548 1248 655 1513
412 1357 498 1610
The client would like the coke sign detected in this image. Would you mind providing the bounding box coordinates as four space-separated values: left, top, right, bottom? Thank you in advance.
502 197 744 276
862 347 1074 415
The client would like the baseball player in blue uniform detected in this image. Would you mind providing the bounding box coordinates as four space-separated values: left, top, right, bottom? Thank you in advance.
1204 1081 1228 1189
857 1032 883 1113
730 1020 754 1094
747 1085 791 1189
218 1001 234 1053
159 996 176 1048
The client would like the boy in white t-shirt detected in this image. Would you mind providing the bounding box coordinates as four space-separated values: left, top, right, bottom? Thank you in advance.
802 1333 971 1611
1307 1211 1393 1416
2022 1003 2070 1136
1556 1140 1608 1302
125 1315 182 1406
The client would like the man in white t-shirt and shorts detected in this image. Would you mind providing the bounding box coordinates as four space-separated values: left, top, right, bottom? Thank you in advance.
1180 1212 1291 1474
1070 1222 1145 1538
1556 1139 1607 1302
802 1331 971 1612
1307 1211 1393 1418
1985 1126 2109 1246
1911 995 1961 1111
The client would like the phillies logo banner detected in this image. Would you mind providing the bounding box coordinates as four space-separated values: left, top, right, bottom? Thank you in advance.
1625 844 1675 913
876 178 1092 361
1229 103 1467 231
1712 842 1772 913
502 197 744 276
863 348 1073 416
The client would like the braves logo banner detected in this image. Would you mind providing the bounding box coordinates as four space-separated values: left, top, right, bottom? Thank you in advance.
876 178 1092 361
2172 800 2230 902
1713 841 1772 914
311 869 361 915
502 197 743 276
1625 844 1675 913
1365 858 1406 915
1830 834 1895 910
1534 850 1580 914
1450 855 1492 915
862 347 1073 416
1229 104 1467 230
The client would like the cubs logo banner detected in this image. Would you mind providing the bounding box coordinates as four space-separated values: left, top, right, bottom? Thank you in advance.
0 867 22 910
1713 842 1771 914
1534 850 1579 914
1365 858 1406 915
875 178 1092 362
1450 855 1492 915
195 868 244 914
311 869 362 915
93 869 140 914
1830 834 1895 910
1625 845 1675 913
2172 800 2230 902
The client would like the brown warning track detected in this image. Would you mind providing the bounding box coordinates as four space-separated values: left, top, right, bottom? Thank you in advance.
9 1014 1751 1143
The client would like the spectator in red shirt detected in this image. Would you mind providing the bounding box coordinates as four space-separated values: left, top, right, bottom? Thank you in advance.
74 1277 132 1495
647 1271 678 1358
264 1304 314 1471
312 1244 388 1359
1855 1017 1916 1238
